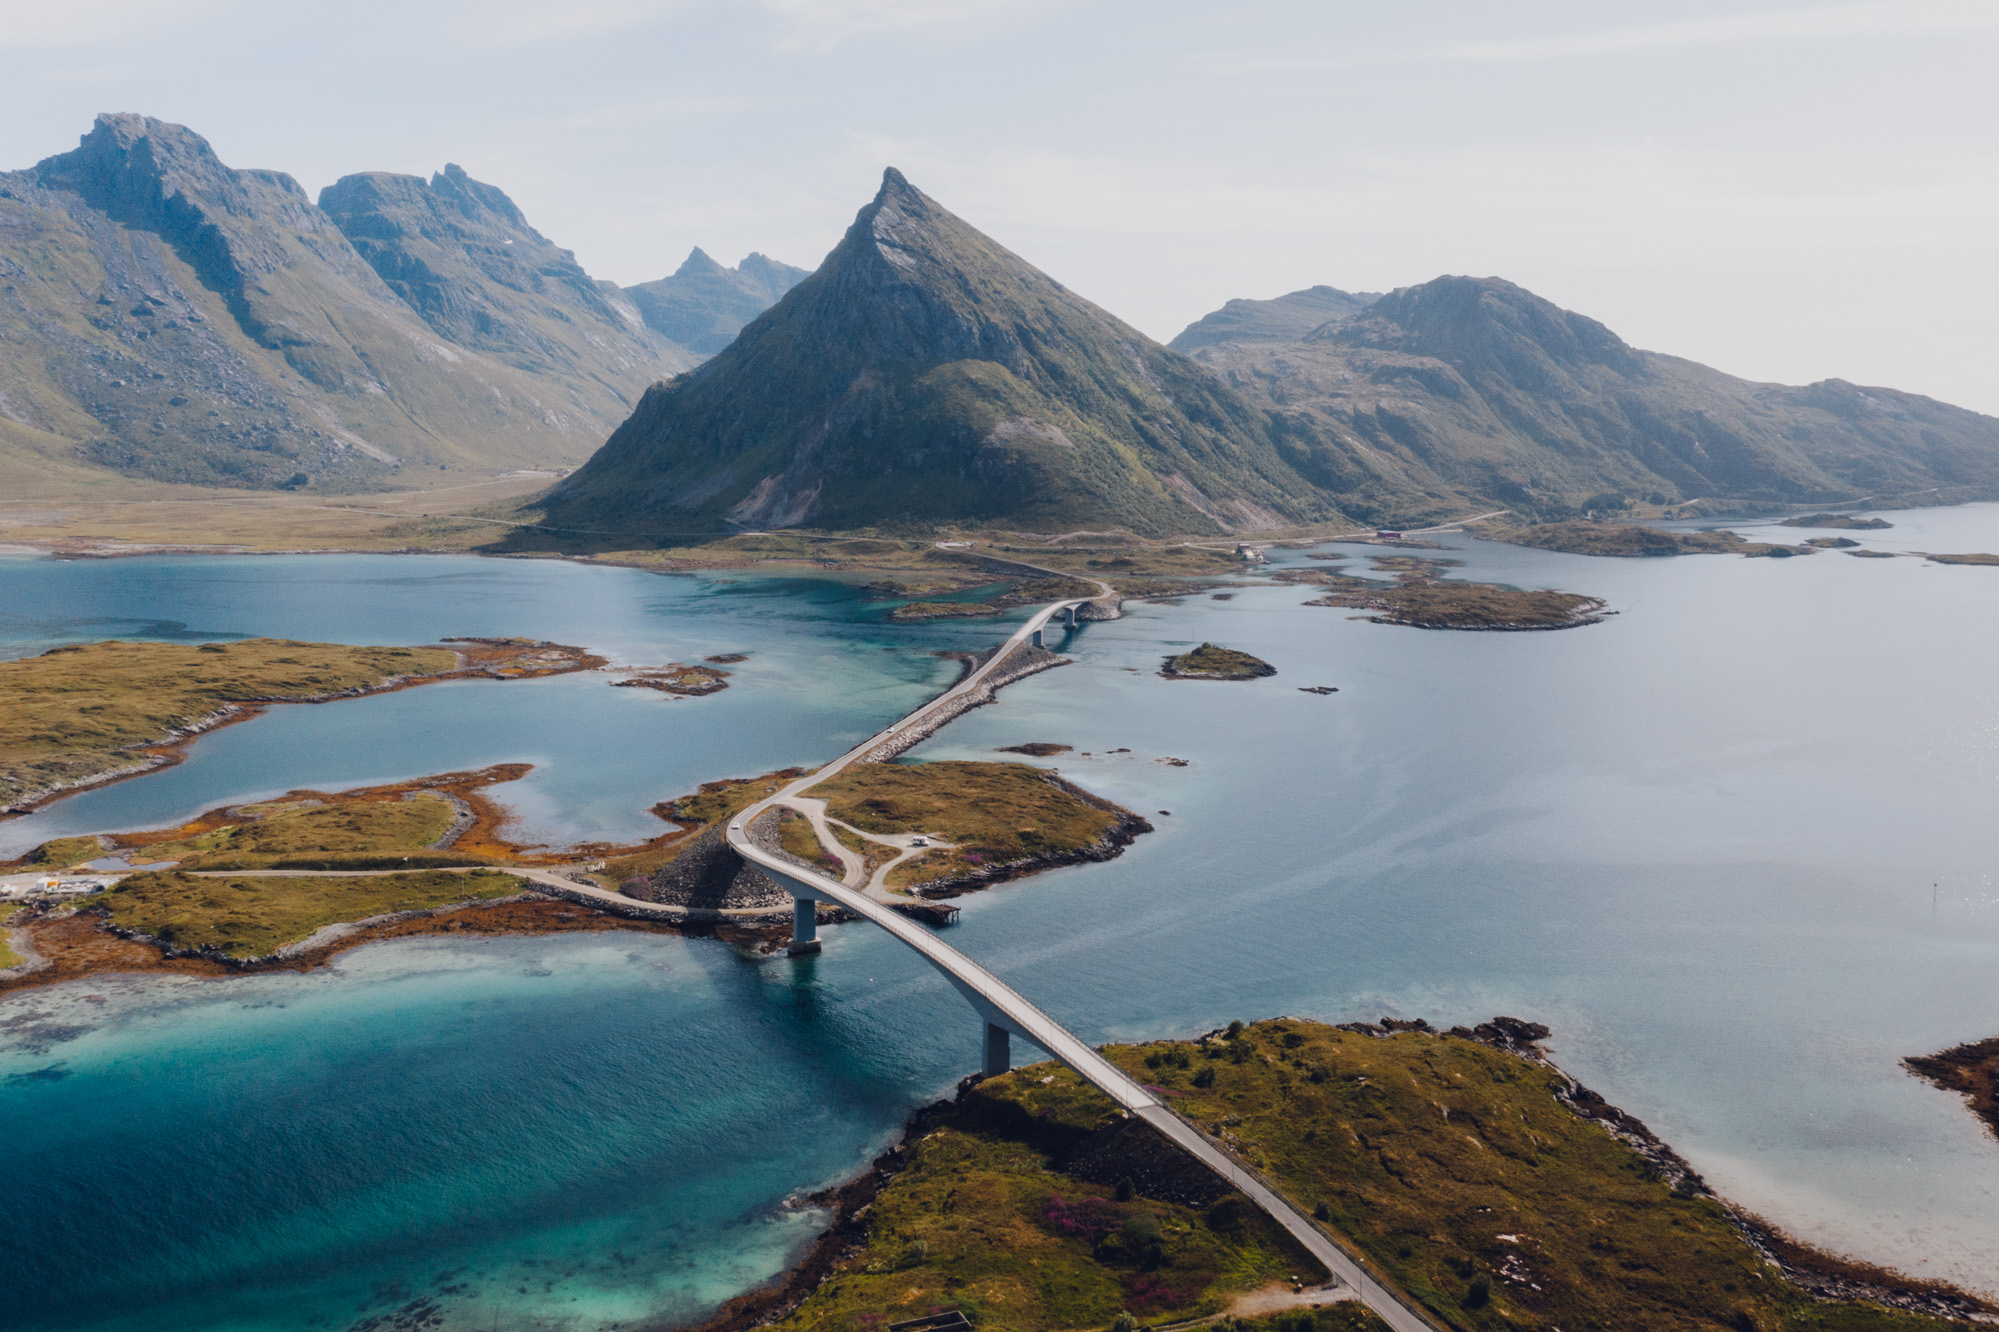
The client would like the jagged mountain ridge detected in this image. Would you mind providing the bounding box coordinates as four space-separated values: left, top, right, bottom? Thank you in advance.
317 165 693 400
1184 275 1999 513
538 169 1371 537
626 248 809 356
0 115 799 490
1168 284 1380 353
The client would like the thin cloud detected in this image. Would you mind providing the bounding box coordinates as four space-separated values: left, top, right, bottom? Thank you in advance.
756 0 1045 50
1211 1 1999 74
0 0 236 49
1442 1 1999 62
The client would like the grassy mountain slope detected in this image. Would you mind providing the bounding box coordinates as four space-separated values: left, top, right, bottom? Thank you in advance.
536 170 1365 537
625 247 809 355
1188 275 1999 515
1168 284 1380 352
318 165 694 409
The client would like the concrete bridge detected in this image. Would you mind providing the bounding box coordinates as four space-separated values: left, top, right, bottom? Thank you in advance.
723 590 1446 1332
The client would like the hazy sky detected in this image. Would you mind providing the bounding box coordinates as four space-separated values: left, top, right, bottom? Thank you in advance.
5 1 1996 411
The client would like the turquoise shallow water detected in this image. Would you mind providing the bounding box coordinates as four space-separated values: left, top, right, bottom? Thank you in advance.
4 510 1999 1324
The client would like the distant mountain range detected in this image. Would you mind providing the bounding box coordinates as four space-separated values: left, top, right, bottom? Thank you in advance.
6 117 1996 528
0 114 803 490
1178 275 1999 517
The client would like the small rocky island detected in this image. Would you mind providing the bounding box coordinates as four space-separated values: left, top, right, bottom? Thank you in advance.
1161 643 1276 680
611 663 731 696
1780 513 1893 529
1484 520 1812 558
1285 556 1609 631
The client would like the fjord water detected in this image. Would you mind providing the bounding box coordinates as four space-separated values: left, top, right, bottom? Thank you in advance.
3 513 1999 1327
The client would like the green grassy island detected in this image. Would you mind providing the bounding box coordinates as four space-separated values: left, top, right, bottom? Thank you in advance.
1162 644 1277 680
93 868 525 959
1485 521 1812 559
814 760 1147 893
749 1021 1986 1332
1288 557 1608 632
0 637 598 811
1779 515 1893 530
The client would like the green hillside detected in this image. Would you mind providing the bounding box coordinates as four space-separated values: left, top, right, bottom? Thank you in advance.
531 169 1375 537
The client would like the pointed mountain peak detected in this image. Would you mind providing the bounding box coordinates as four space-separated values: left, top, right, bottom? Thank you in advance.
37 112 233 197
545 171 1337 536
866 166 939 228
427 163 526 227
673 246 725 277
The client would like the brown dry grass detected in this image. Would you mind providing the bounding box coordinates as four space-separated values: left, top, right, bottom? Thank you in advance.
1066 1021 1979 1331
0 638 459 807
814 761 1123 889
95 867 525 957
762 1080 1342 1332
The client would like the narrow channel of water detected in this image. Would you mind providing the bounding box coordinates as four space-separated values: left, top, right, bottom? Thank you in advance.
4 508 1998 1327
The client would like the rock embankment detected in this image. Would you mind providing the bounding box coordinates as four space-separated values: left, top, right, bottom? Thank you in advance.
854 641 1069 765
620 824 790 911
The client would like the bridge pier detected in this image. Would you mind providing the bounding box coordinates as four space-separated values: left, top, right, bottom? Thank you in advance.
1029 628 1043 648
1063 605 1077 628
788 896 821 955
982 1022 1011 1078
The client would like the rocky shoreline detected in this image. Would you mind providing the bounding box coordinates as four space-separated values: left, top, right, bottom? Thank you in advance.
853 640 1070 764
1905 1036 1999 1144
0 895 707 996
902 799 1152 901
1336 1016 1997 1323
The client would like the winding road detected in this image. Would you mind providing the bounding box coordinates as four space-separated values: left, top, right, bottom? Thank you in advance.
716 584 1448 1332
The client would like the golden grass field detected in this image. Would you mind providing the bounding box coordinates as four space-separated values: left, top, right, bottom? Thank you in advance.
814 760 1126 890
0 638 460 808
94 868 524 958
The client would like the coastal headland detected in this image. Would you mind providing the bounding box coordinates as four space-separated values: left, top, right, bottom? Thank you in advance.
699 1019 1987 1332
1905 1037 1999 1143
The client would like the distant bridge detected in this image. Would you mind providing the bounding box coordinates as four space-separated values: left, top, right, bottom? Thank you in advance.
723 587 1444 1332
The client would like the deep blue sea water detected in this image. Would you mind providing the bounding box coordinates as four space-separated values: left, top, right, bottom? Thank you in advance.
4 507 1999 1326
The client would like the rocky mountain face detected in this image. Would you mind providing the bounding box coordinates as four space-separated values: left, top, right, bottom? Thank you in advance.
318 165 693 405
1168 284 1379 353
537 169 1361 537
1184 275 1999 514
625 248 809 355
0 115 792 491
